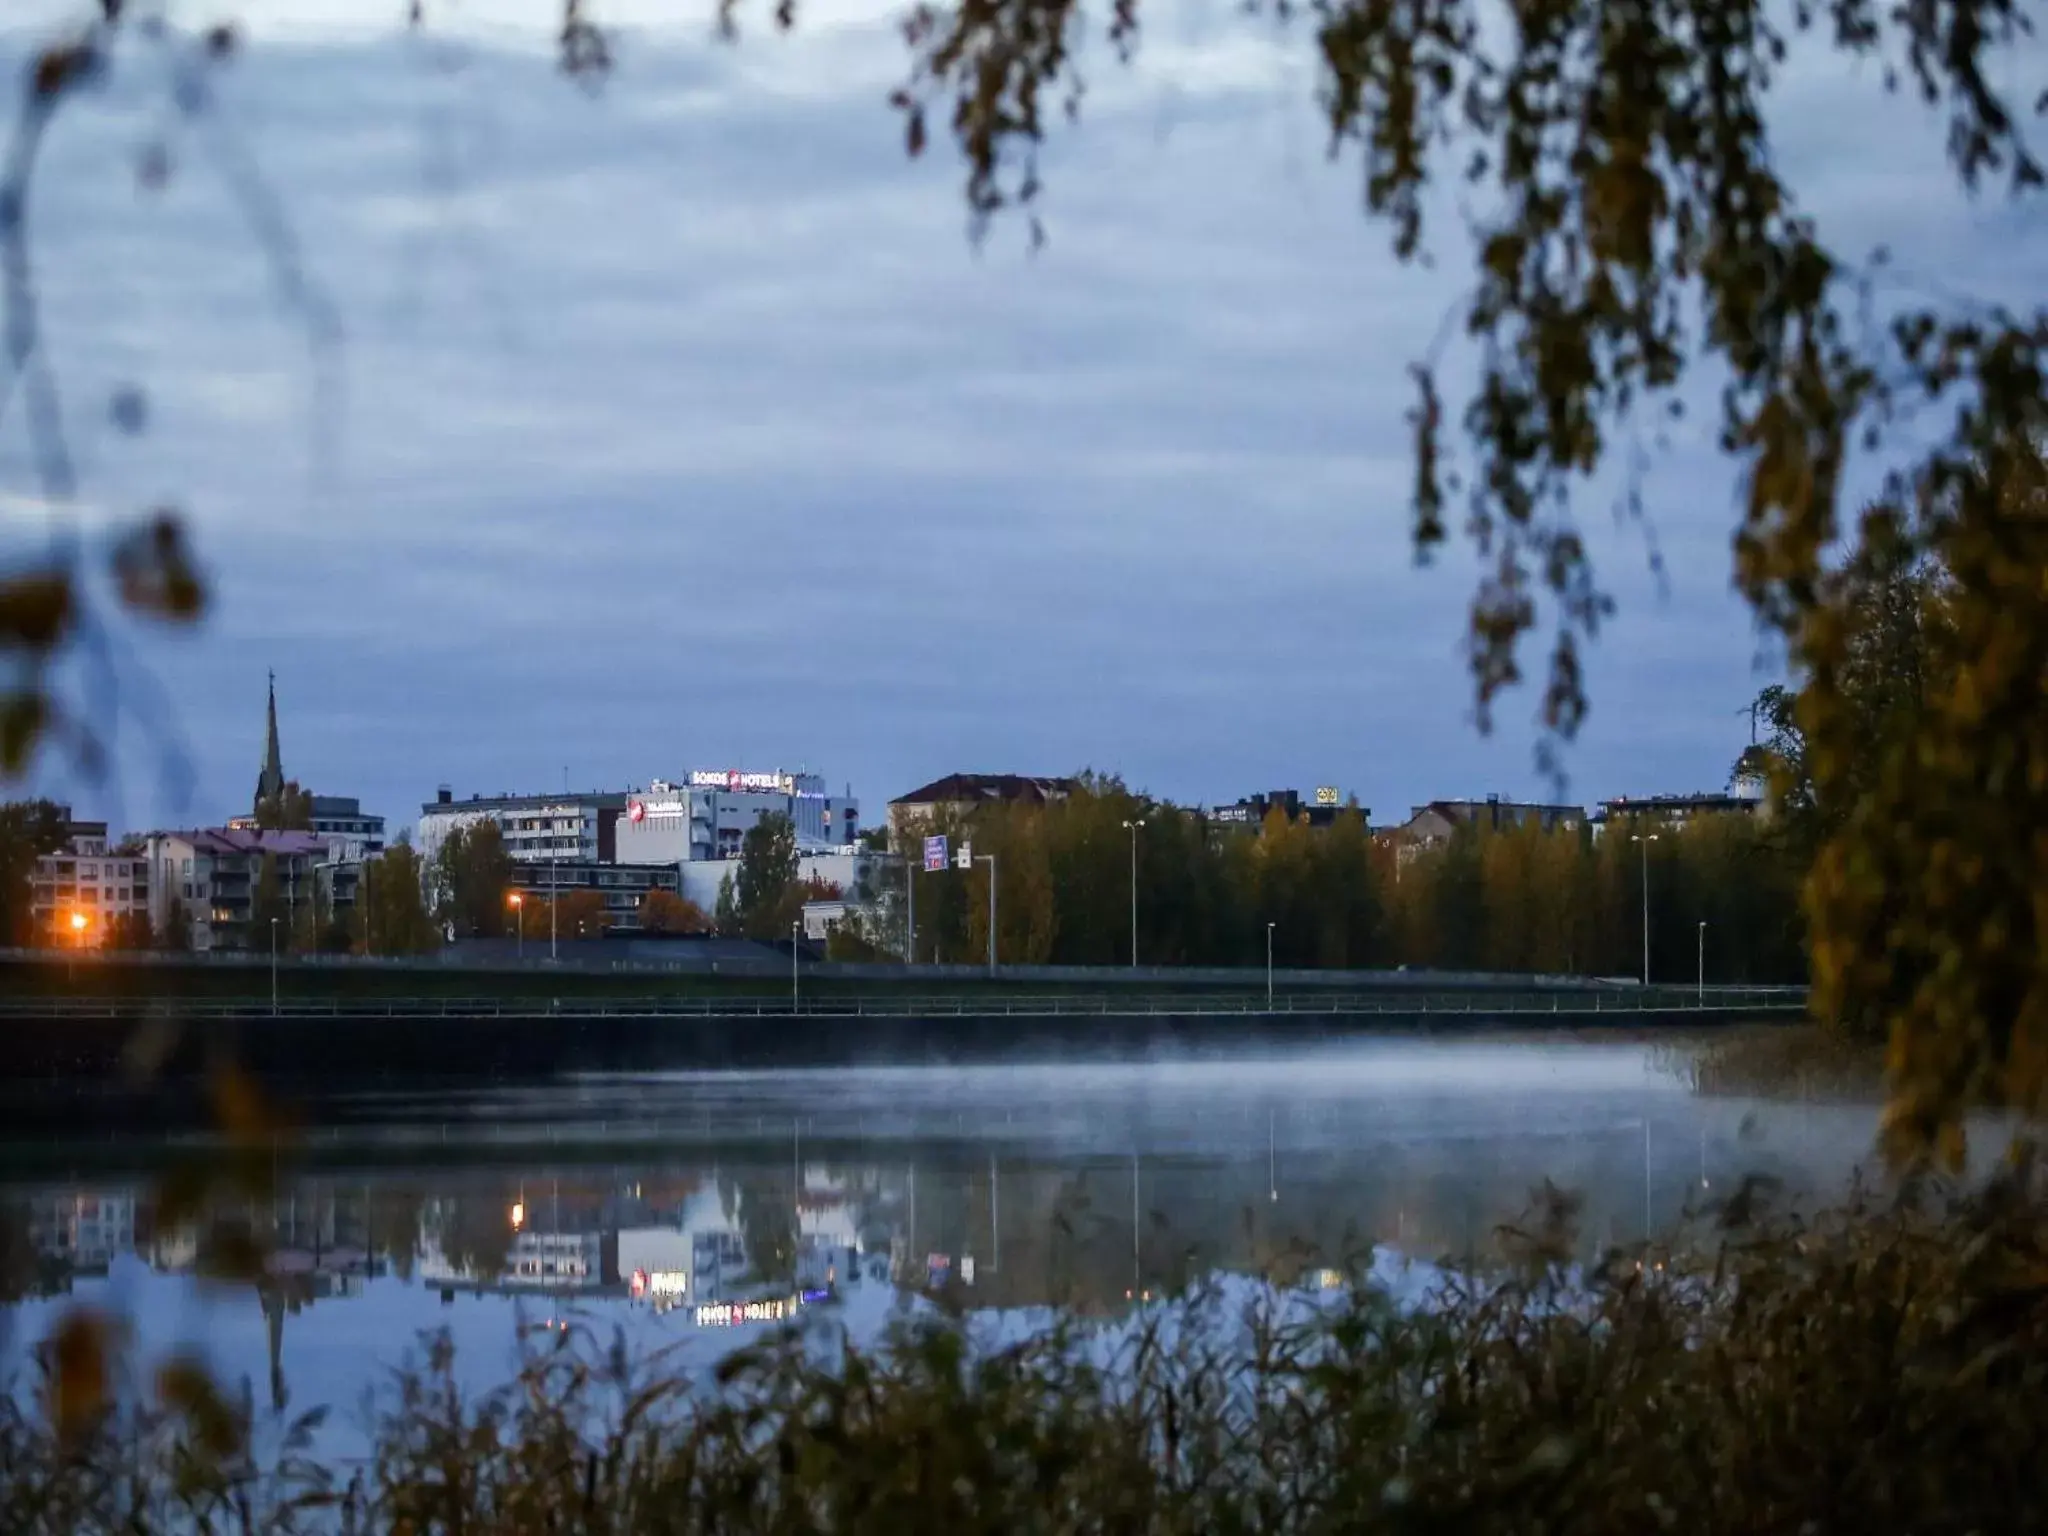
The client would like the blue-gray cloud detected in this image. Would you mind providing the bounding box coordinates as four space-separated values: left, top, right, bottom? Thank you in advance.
4 7 2038 835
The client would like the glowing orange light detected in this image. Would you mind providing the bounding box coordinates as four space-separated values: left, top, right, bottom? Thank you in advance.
68 911 87 933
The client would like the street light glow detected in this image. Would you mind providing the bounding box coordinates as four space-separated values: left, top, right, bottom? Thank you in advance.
68 911 86 933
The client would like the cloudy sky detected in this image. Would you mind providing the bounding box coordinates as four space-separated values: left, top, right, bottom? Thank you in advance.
5 1 2040 835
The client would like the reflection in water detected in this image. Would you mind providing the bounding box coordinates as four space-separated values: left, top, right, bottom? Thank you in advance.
0 1042 1880 1410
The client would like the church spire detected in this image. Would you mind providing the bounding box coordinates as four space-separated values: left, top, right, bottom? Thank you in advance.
255 669 285 813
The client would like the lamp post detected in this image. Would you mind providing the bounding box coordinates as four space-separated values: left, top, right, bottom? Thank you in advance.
905 850 916 965
1697 920 1706 1004
791 919 800 1012
1121 817 1144 968
1266 921 1276 1011
510 892 524 961
1629 833 1659 986
68 910 86 983
269 917 280 1015
976 854 998 974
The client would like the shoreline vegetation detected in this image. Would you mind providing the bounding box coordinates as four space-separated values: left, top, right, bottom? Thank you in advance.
1679 1023 1888 1103
4 1169 2045 1532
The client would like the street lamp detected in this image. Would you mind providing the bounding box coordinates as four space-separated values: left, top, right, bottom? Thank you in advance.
1697 920 1706 1004
1121 817 1145 968
1630 833 1659 986
509 892 524 961
791 919 801 1012
68 910 86 983
269 917 280 1015
976 853 998 974
1266 921 1276 1010
899 849 916 966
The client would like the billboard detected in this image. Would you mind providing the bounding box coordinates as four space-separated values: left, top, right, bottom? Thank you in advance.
688 769 797 795
923 835 948 872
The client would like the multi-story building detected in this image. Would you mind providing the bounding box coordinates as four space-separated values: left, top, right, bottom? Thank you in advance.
1591 787 1765 837
28 810 149 945
417 786 631 870
28 1189 137 1277
146 828 348 952
887 773 1080 847
1391 797 1586 852
614 770 860 864
310 795 385 853
1206 788 1370 834
507 858 682 932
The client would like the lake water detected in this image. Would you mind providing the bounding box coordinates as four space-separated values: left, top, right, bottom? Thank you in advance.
0 1037 1878 1454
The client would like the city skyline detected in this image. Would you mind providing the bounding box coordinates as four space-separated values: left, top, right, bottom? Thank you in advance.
8 5 2032 836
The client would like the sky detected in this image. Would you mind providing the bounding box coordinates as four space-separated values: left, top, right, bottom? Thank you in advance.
4 0 2042 837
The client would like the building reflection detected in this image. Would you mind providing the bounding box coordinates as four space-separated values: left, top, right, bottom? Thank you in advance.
0 1112 1853 1321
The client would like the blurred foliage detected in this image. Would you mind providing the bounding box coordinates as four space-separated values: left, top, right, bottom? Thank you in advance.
10 1165 2048 1530
0 799 65 946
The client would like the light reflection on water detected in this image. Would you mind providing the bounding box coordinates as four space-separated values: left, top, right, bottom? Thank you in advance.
0 1041 1880 1436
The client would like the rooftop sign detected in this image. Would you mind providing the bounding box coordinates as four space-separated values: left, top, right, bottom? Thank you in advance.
688 769 797 795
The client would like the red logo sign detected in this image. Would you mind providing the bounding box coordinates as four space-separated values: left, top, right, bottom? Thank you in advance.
627 799 645 822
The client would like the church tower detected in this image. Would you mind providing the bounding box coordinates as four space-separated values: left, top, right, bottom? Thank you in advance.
254 670 285 815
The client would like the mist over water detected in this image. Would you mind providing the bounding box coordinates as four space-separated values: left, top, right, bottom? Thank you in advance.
1 1039 1882 1439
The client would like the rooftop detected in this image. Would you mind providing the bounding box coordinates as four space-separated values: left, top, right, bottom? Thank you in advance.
157 828 334 857
891 773 1081 807
423 789 631 814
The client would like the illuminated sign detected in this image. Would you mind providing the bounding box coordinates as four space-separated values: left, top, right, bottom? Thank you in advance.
1314 786 1341 807
693 1296 799 1328
627 796 687 822
631 1269 687 1299
1210 806 1254 824
688 769 796 795
923 835 948 872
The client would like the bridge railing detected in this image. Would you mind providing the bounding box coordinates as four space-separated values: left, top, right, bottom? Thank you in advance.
0 987 1806 1021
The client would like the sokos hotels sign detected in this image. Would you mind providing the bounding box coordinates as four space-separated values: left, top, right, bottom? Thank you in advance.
687 769 797 795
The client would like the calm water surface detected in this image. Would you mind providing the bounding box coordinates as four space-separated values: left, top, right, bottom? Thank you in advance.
0 1039 1878 1436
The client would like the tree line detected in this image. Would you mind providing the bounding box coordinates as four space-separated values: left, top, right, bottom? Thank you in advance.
832 775 1804 982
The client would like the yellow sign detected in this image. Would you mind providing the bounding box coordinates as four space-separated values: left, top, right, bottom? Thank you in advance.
1314 786 1340 807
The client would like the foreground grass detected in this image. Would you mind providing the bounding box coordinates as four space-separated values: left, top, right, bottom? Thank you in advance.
6 1166 2048 1533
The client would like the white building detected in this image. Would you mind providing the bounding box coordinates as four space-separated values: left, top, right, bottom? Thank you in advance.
30 1189 137 1275
29 811 148 944
418 786 631 870
414 1225 605 1291
675 847 879 915
614 770 860 865
310 795 386 854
